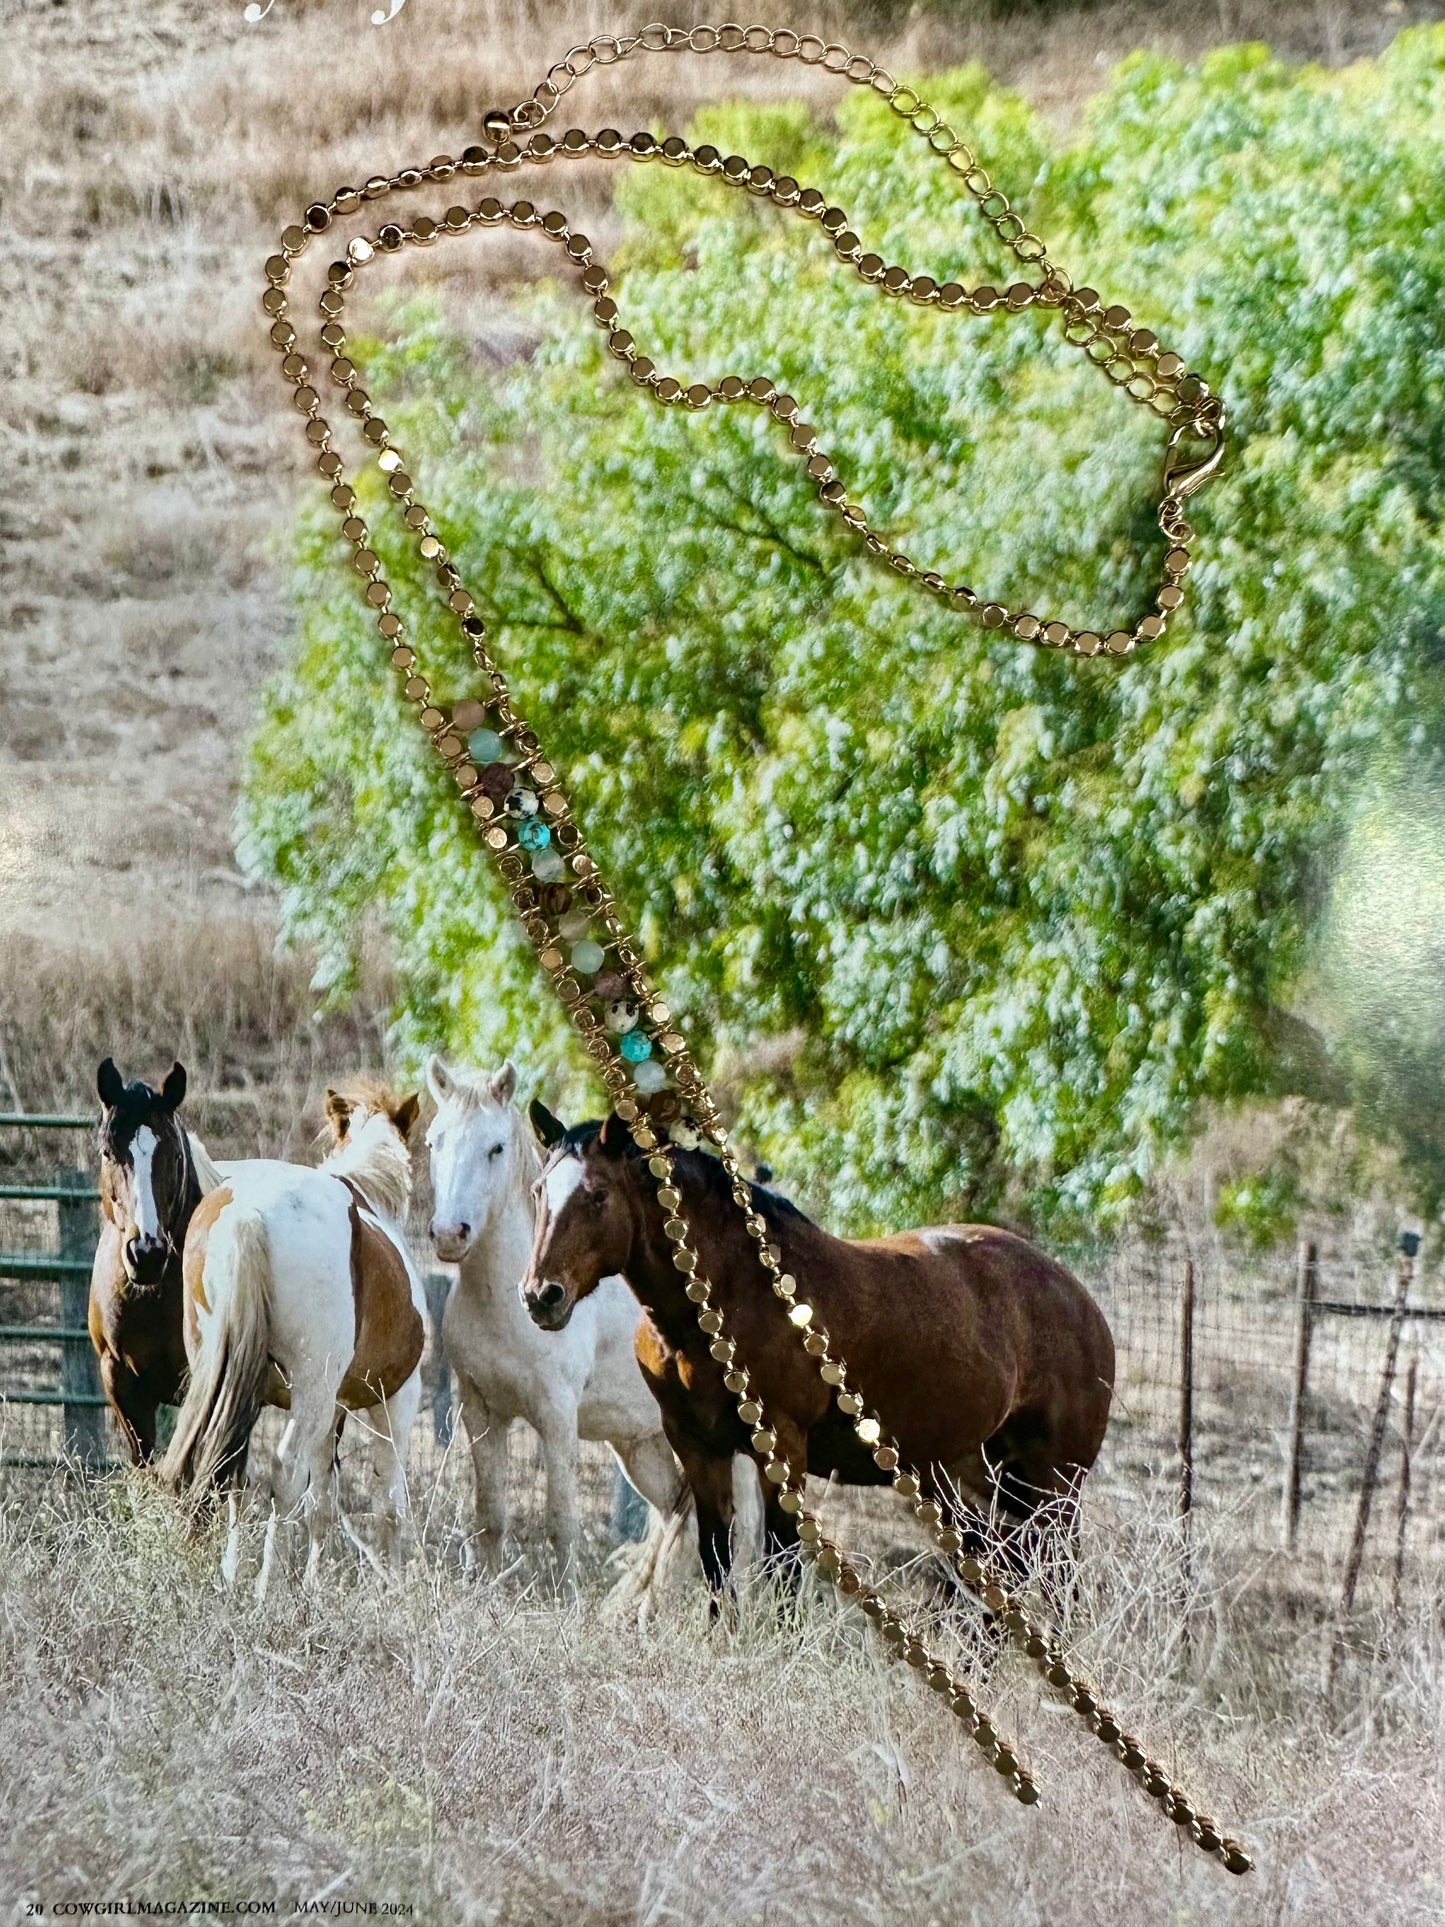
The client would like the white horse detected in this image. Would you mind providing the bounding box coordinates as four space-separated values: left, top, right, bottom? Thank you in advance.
425 1056 706 1580
161 1082 426 1581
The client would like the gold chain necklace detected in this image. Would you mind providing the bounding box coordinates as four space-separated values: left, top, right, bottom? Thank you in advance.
259 21 1248 1875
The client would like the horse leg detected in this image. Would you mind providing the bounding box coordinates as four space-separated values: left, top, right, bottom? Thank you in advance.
453 1368 509 1576
675 1444 738 1610
756 1416 808 1604
100 1354 155 1466
536 1403 582 1595
301 1422 341 1589
992 1458 1084 1628
610 1432 688 1611
361 1368 421 1566
613 1430 685 1516
731 1455 765 1568
272 1379 338 1588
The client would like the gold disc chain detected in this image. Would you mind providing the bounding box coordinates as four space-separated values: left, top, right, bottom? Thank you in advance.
257 20 1248 1875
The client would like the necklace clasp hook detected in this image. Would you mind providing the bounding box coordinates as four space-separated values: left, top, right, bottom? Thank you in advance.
1162 417 1224 502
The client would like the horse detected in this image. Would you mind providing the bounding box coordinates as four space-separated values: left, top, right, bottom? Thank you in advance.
160 1081 426 1579
89 1057 225 1463
521 1107 1115 1601
426 1055 747 1584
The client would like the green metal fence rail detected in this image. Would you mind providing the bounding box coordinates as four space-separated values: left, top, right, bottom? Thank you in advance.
0 1114 106 1464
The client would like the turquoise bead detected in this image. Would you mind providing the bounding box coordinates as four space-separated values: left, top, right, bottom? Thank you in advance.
619 1029 652 1063
517 819 550 850
467 727 505 764
570 939 605 974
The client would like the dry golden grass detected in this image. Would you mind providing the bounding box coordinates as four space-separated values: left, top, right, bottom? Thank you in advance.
0 924 395 1162
0 1451 1437 1925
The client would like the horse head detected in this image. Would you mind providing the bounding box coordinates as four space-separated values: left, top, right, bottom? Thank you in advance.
423 1056 530 1263
521 1105 639 1331
96 1056 192 1285
320 1078 420 1224
322 1078 420 1148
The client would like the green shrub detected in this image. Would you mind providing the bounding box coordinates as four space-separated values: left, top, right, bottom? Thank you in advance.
240 31 1445 1235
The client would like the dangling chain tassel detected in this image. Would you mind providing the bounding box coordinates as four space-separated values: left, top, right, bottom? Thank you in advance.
257 22 1248 1875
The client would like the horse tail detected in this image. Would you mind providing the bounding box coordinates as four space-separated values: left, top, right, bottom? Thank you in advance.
160 1204 271 1495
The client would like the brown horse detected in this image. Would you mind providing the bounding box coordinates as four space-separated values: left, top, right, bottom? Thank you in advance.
522 1109 1114 1596
89 1057 220 1463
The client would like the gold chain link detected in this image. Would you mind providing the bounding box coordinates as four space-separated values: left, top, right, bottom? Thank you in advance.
258 22 1249 1875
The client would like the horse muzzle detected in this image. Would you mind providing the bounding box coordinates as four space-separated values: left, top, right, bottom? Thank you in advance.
523 1277 573 1332
429 1220 474 1264
122 1233 169 1284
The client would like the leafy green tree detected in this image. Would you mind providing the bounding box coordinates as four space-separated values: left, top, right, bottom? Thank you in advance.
241 32 1445 1235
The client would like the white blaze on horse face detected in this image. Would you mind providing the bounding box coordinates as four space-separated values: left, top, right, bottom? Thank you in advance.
427 1098 513 1258
543 1154 584 1220
529 1154 585 1307
130 1126 161 1241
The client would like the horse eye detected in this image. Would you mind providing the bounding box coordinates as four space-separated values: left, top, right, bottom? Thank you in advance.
488 1144 504 1159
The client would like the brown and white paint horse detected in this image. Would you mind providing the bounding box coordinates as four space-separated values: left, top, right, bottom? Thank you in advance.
161 1082 426 1580
522 1109 1115 1600
89 1057 223 1463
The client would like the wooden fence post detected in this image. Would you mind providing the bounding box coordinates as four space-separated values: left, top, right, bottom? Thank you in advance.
1179 1257 1196 1523
1340 1233 1414 1617
1282 1239 1319 1550
57 1168 104 1465
1391 1352 1419 1616
423 1272 455 1446
1177 1255 1197 1608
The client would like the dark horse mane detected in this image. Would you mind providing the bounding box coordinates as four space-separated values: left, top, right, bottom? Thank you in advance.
561 1119 817 1234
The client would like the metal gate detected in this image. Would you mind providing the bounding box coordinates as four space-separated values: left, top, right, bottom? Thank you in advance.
0 1113 106 1466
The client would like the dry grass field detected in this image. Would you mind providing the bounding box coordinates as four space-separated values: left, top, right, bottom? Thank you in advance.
0 1423 1439 1925
4 2 1445 1919
2 1153 1440 1920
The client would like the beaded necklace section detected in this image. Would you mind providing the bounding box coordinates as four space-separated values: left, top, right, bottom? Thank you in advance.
259 22 1248 1876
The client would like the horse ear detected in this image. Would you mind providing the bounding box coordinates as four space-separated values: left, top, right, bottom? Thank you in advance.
598 1112 630 1159
392 1092 421 1140
160 1061 187 1112
324 1088 350 1141
491 1061 517 1105
426 1054 452 1103
529 1099 565 1148
97 1057 124 1109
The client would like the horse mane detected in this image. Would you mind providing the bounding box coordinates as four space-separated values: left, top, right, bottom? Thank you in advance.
561 1120 816 1234
323 1103 413 1222
186 1131 226 1198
